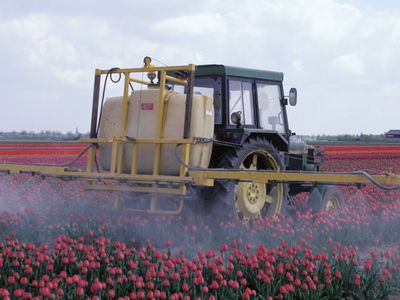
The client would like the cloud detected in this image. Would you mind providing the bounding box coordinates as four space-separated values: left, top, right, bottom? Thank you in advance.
152 13 228 36
50 67 88 86
292 60 303 72
1 14 78 66
0 0 399 133
330 53 366 75
299 0 362 45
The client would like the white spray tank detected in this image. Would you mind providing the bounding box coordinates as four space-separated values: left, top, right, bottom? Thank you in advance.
97 88 214 175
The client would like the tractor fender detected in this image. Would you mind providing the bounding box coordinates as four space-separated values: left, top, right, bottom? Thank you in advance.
241 130 289 152
209 129 288 168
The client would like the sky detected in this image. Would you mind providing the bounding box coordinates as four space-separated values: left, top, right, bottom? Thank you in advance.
0 0 399 135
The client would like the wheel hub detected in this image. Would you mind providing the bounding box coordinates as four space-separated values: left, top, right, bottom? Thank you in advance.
236 181 267 217
247 183 260 204
325 197 337 210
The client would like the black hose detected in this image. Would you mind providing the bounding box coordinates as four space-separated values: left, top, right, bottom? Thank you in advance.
95 68 135 136
174 144 205 171
352 170 400 190
96 67 121 137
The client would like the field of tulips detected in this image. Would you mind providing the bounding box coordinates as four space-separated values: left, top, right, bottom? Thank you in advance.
0 143 400 299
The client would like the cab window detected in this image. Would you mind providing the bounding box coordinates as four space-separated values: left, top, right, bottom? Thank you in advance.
257 83 285 133
228 80 254 125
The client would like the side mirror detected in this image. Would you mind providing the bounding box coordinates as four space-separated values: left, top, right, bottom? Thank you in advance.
230 111 242 126
289 88 297 106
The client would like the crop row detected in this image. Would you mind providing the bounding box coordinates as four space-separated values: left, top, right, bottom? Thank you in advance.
0 149 399 298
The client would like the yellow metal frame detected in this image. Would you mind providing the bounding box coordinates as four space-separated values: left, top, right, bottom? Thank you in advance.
1 60 400 215
84 64 196 203
89 63 195 213
189 169 400 187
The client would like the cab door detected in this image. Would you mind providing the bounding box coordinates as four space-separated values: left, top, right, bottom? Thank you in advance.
227 78 256 128
255 81 288 135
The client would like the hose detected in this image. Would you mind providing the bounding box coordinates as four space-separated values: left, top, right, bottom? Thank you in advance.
173 144 205 171
96 67 121 137
95 67 135 137
352 170 400 191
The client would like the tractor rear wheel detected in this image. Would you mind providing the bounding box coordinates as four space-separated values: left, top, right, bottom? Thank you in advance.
308 186 344 211
210 138 287 221
321 186 344 211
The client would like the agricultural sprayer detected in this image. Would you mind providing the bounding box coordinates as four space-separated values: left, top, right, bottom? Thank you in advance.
1 57 400 220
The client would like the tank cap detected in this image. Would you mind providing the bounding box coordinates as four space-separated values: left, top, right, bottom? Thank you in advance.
143 56 152 67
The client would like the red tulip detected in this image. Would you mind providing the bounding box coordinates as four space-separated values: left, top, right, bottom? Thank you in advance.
335 270 342 279
365 259 372 271
39 287 50 297
354 274 361 287
76 287 84 297
108 289 116 298
13 289 23 298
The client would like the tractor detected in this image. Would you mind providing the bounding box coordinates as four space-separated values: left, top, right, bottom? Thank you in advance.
1 57 399 220
165 63 330 219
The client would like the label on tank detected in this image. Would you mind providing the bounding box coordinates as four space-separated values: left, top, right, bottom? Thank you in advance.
141 103 154 110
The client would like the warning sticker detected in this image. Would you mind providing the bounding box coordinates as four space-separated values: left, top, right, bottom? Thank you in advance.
141 103 154 110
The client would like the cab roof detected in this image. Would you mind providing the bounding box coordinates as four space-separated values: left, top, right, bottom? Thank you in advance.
195 64 284 82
